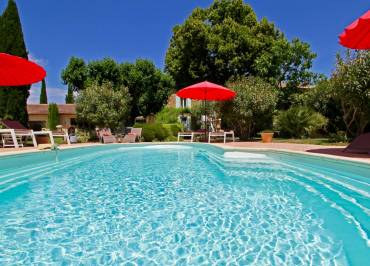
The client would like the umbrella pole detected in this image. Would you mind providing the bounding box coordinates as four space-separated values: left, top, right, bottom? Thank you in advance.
204 90 207 142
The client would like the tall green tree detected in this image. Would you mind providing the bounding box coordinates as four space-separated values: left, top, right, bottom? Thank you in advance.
0 0 30 125
65 85 74 104
39 79 48 104
61 57 87 91
120 59 175 121
62 57 174 124
165 0 316 90
47 103 59 130
87 58 121 87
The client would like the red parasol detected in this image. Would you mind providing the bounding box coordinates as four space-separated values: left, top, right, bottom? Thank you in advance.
176 81 236 139
339 10 370 50
176 81 236 101
0 53 46 86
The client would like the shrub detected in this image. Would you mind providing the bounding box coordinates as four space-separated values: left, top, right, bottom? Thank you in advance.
274 106 328 138
76 81 131 130
76 130 91 143
47 103 59 130
328 131 348 143
155 107 190 124
163 123 183 136
221 76 278 139
165 135 178 142
133 123 170 142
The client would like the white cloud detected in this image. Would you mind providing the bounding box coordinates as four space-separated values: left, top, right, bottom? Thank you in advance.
28 53 48 67
28 85 67 104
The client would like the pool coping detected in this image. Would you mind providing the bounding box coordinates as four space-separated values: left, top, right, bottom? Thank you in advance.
1 142 370 166
211 143 370 166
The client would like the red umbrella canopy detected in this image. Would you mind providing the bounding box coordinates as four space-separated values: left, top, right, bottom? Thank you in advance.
176 81 236 101
0 53 46 86
339 10 370 50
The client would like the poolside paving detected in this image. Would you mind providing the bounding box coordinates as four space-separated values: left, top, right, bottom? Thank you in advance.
214 142 370 163
1 141 370 164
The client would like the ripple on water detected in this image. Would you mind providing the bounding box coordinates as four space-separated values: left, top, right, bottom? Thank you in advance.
0 148 354 265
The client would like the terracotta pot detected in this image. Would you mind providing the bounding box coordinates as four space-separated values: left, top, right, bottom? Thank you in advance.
261 132 274 143
36 135 50 144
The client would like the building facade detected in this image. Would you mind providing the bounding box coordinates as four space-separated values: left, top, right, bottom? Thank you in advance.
167 94 192 109
27 104 76 130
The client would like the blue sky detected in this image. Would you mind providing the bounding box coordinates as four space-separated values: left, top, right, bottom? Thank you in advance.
1 1 368 103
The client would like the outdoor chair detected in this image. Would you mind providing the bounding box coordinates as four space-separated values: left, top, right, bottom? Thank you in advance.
96 128 117 144
130 128 142 142
2 134 24 147
207 121 235 143
177 130 206 142
208 130 235 143
122 127 142 143
51 129 71 145
0 120 37 147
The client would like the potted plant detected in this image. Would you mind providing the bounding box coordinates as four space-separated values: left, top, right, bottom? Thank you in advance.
260 130 275 143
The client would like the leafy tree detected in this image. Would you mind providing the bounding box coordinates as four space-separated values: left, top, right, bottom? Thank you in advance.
274 106 327 138
39 79 48 104
165 0 316 90
291 79 345 133
220 76 278 139
76 81 131 130
47 103 59 130
0 0 30 125
87 58 120 87
65 85 74 104
62 57 174 124
120 59 175 121
331 50 370 137
61 57 88 91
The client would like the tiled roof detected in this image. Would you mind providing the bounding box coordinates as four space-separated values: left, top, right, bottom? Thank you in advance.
27 104 76 115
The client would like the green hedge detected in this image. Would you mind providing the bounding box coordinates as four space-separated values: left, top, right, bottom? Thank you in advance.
134 123 183 142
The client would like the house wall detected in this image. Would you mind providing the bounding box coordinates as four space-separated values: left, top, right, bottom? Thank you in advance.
28 114 76 129
167 94 191 108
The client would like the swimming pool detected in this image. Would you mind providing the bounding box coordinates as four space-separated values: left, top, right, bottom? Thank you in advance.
0 144 369 265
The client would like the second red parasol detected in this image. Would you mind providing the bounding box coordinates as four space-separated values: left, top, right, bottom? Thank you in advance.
339 10 370 50
0 52 46 86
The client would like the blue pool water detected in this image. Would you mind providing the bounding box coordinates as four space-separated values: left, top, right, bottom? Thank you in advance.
0 144 369 265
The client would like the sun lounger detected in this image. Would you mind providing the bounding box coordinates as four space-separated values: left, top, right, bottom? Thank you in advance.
122 128 142 143
344 132 370 154
51 130 71 145
96 128 117 144
208 130 235 143
0 120 37 147
130 128 142 142
177 131 204 142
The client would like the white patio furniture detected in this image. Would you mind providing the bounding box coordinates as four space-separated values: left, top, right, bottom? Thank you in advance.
208 131 235 143
33 130 55 145
0 128 38 148
52 130 71 145
177 132 204 142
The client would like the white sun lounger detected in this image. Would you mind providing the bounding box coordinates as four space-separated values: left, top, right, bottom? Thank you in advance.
208 131 235 143
177 132 204 142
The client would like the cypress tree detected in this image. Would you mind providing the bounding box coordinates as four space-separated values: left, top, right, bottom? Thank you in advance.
39 79 48 104
0 0 30 125
47 103 59 130
65 85 75 104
